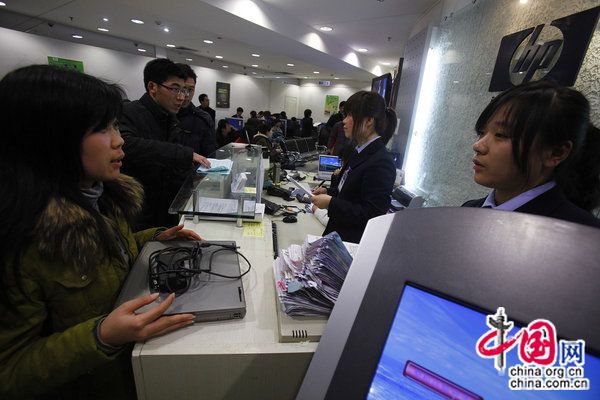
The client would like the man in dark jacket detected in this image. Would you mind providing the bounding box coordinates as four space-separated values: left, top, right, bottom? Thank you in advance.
198 93 216 123
120 58 210 229
176 64 216 157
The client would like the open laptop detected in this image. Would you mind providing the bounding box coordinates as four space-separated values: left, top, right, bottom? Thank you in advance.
316 155 342 180
115 241 246 322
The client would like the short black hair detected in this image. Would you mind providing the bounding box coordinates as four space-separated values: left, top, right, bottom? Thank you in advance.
199 93 208 103
339 101 346 108
237 107 243 113
143 58 185 91
304 109 312 117
176 63 197 83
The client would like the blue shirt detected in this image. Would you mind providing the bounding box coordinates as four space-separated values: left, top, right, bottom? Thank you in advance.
482 181 557 211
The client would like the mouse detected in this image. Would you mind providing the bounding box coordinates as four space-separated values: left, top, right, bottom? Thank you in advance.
282 215 297 223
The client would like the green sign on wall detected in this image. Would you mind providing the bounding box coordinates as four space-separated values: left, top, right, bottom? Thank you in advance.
324 95 339 116
47 56 84 72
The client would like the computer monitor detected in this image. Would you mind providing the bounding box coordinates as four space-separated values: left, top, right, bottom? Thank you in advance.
226 117 244 131
297 208 600 399
371 73 392 106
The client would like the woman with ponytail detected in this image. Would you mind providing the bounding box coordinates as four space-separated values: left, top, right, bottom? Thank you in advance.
0 65 201 399
311 91 397 243
463 80 600 228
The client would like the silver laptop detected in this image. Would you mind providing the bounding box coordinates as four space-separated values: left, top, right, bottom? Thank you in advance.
115 241 246 322
316 155 342 180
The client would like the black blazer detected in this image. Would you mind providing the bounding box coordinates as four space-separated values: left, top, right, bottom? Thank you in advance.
462 186 600 229
324 138 395 243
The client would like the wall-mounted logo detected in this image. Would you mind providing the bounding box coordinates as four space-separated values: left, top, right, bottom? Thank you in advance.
489 6 599 92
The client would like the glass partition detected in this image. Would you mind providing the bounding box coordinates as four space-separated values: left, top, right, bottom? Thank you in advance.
169 143 264 221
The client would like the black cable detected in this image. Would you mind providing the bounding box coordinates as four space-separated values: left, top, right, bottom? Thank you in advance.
148 242 251 294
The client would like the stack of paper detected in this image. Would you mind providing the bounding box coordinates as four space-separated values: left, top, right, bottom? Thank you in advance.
273 232 353 317
196 158 233 174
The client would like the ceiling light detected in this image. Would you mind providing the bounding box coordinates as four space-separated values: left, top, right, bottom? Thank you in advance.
166 44 176 48
286 63 294 67
303 76 308 79
313 71 320 74
186 58 193 62
72 34 83 39
334 77 340 80
222 65 229 68
137 48 147 52
319 26 333 32
215 55 223 59
130 19 144 24
102 17 109 22
251 64 258 67
203 40 214 44
519 0 528 4
382 62 391 65
163 27 170 33
97 27 109 32
0 2 6 6
357 48 368 53
251 53 260 57
252 72 257 75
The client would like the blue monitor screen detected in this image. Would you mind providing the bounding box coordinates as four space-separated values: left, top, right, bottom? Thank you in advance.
368 285 599 399
319 156 342 172
226 117 244 131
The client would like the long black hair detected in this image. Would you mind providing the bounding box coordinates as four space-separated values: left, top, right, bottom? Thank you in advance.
344 91 397 145
475 80 600 211
0 65 125 307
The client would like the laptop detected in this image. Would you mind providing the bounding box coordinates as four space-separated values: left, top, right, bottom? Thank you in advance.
115 240 246 322
316 155 342 180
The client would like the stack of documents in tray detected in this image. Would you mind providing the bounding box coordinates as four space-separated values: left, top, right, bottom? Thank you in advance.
273 232 355 317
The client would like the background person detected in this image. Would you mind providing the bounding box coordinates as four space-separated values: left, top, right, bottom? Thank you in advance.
0 65 200 399
463 80 600 228
311 91 397 243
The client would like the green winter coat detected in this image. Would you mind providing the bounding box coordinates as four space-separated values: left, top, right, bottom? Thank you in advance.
0 175 160 399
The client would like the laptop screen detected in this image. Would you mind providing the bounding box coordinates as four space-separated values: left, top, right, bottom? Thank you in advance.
319 155 341 173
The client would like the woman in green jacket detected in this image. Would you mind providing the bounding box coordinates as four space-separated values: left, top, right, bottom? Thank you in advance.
0 65 200 399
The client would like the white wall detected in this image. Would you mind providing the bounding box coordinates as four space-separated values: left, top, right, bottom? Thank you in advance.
0 27 271 120
298 81 369 124
0 27 375 126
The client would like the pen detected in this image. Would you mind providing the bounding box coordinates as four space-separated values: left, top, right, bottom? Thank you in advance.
316 180 326 189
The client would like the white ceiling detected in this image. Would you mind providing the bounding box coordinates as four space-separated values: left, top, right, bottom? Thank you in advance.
0 0 440 82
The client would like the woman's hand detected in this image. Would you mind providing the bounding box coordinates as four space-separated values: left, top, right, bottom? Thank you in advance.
312 187 327 195
311 194 332 209
155 225 202 241
99 293 195 346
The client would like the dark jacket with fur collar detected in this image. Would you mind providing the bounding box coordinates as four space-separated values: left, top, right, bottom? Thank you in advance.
0 175 159 400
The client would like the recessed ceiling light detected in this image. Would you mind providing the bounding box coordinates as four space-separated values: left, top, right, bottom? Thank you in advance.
276 76 280 79
251 64 258 67
319 26 333 32
72 34 83 39
203 40 214 44
286 63 294 67
137 48 147 52
252 72 257 74
382 62 391 65
303 76 308 79
251 53 260 57
102 17 109 22
215 55 223 59
97 27 109 32
130 19 144 24
357 48 368 53
519 0 528 4
0 2 7 6
313 71 320 74
186 58 193 61
166 44 176 48
334 77 340 80
163 27 170 33
222 65 229 68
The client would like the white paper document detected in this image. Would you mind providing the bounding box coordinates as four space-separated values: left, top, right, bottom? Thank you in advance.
287 176 313 198
197 197 238 214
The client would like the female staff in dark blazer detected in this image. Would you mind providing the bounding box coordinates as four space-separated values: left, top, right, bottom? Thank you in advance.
463 80 600 228
311 91 397 243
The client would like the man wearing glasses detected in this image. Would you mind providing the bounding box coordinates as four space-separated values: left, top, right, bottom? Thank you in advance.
175 63 216 158
120 58 210 229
